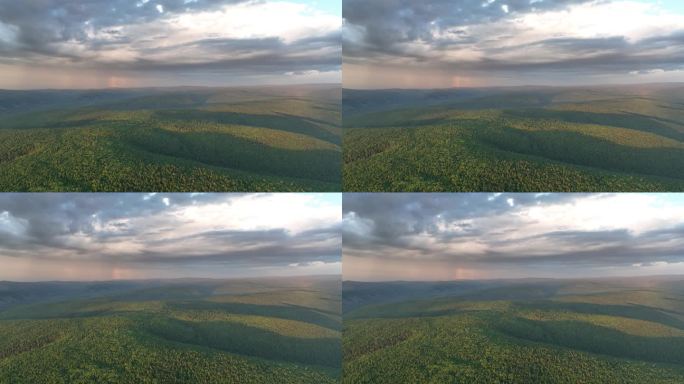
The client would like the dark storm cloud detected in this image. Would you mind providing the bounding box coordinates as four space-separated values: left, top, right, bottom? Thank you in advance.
522 229 633 246
127 243 339 266
343 193 684 276
468 36 684 74
120 35 342 75
477 244 684 266
58 31 342 74
0 193 220 247
135 226 342 265
641 223 684 239
0 193 341 268
0 0 243 56
343 0 684 86
343 193 579 250
343 0 589 57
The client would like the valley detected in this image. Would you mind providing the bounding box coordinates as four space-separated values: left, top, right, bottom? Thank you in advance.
343 276 684 383
343 84 684 191
0 276 341 383
0 85 341 192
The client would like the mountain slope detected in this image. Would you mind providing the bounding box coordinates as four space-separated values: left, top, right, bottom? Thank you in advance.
343 84 684 192
343 276 684 383
0 85 341 192
0 276 341 383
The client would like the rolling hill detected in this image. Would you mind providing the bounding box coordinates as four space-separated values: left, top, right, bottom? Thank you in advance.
343 83 684 192
0 84 341 192
343 276 684 383
0 275 341 383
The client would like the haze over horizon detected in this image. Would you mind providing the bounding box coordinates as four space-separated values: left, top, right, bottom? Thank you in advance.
0 193 342 281
343 193 684 281
342 274 684 283
0 0 341 89
342 81 684 91
343 0 684 89
0 82 341 92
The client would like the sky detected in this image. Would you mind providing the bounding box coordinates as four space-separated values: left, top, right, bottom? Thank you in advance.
343 0 684 88
343 193 684 281
0 193 341 281
0 0 341 89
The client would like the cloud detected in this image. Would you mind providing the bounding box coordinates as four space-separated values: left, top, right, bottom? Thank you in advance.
343 0 684 88
343 193 684 280
0 193 341 281
0 0 341 88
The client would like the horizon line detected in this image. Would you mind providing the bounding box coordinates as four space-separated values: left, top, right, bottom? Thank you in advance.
0 273 342 284
0 82 342 92
343 273 684 284
343 81 684 92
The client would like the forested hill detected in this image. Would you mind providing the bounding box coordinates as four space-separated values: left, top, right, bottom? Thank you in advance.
0 84 341 192
343 83 684 192
0 276 342 383
343 276 684 383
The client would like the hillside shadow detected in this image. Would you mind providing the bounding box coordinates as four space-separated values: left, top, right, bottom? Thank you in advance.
504 109 684 141
274 112 340 128
464 285 562 301
121 127 341 184
478 126 684 180
517 301 684 330
145 316 341 368
449 92 556 110
168 301 341 331
155 110 340 145
497 316 684 365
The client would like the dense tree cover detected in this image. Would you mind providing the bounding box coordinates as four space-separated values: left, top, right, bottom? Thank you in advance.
343 87 684 192
343 278 684 383
0 86 341 192
0 277 341 383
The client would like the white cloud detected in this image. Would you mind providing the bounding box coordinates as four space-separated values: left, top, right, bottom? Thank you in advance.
177 193 339 234
521 194 684 235
168 1 339 45
345 0 684 87
0 193 342 281
343 193 684 280
0 210 27 237
288 260 341 274
0 21 18 44
1 1 342 88
78 1 341 70
429 1 684 68
630 261 684 275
